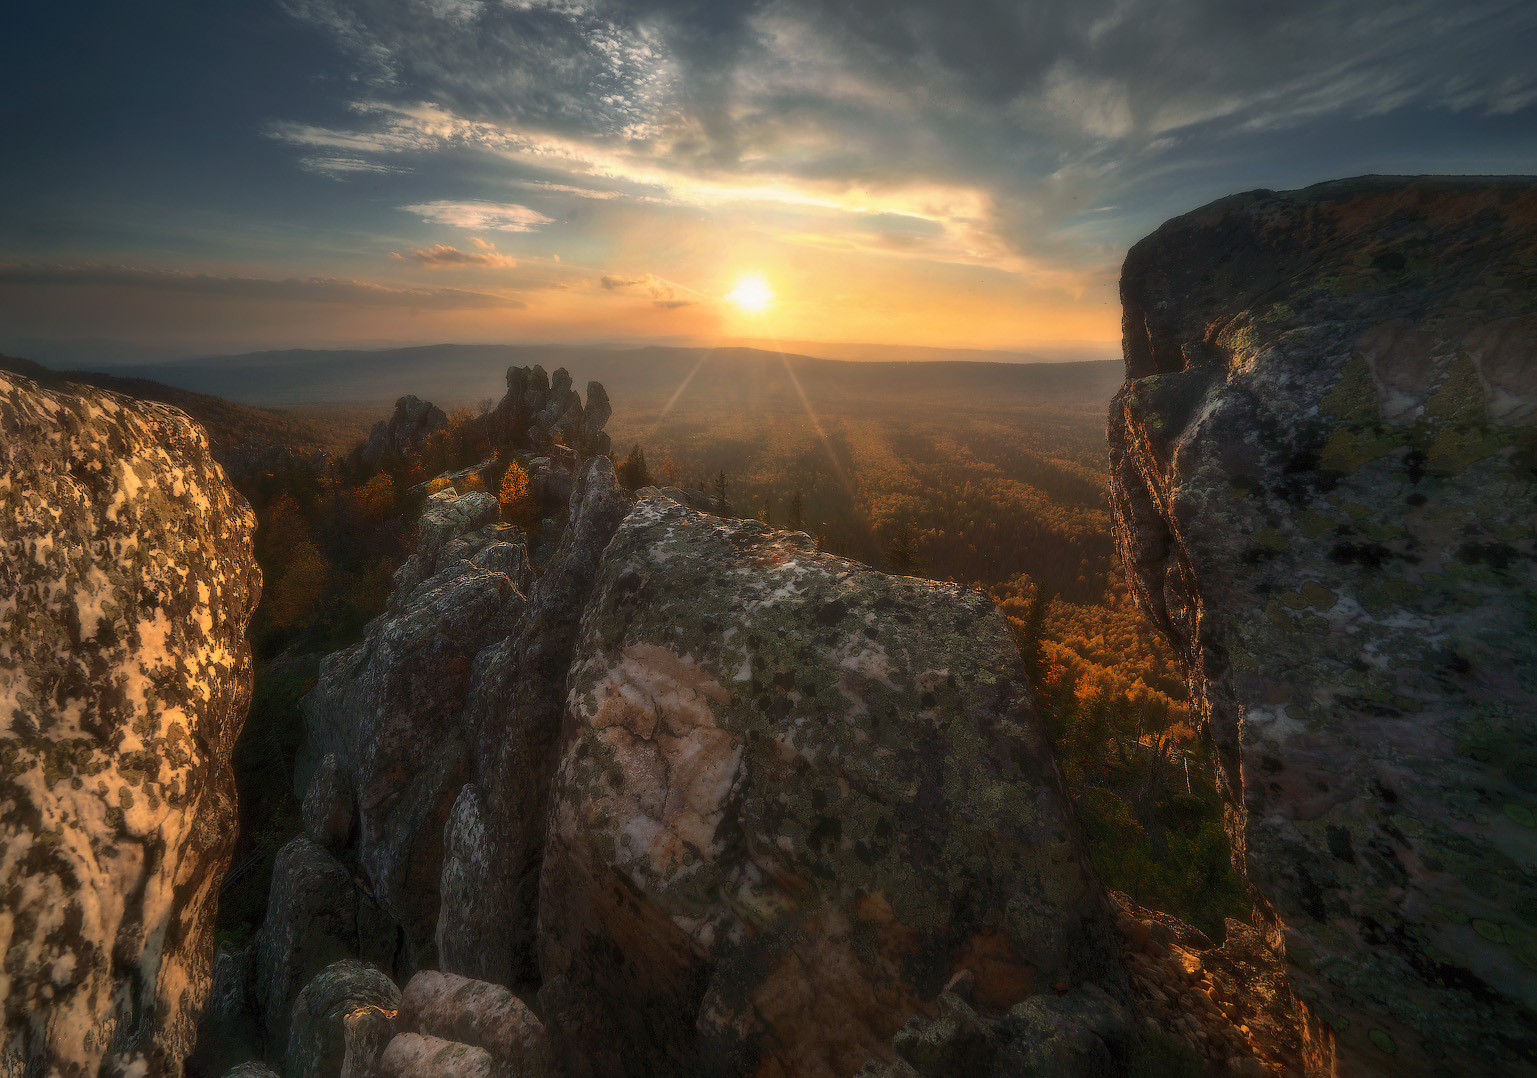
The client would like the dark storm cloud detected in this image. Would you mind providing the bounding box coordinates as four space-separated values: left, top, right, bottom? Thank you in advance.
0 264 520 309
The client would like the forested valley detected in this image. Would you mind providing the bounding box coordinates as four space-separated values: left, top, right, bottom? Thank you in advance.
197 352 1248 954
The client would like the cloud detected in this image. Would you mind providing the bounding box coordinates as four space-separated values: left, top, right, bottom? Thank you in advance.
271 0 1537 283
600 272 699 308
394 242 519 267
295 155 411 178
0 263 521 309
402 199 554 231
514 180 623 199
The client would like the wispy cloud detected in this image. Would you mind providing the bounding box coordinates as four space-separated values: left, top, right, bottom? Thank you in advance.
402 199 554 232
513 180 622 200
600 273 701 309
269 0 1537 277
0 263 522 308
391 242 518 267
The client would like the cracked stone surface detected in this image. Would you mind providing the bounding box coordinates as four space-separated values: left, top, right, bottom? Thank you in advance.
437 458 634 988
1109 176 1537 1076
537 493 1123 1078
294 490 529 975
0 372 259 1077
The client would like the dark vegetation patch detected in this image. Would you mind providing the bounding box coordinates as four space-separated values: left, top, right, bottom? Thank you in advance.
1006 590 1250 941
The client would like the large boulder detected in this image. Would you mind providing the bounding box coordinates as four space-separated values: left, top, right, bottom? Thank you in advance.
284 960 400 1078
536 495 1123 1077
295 490 529 973
390 970 551 1076
1109 176 1537 1075
437 458 634 986
378 1034 494 1078
254 837 364 1054
0 372 260 1075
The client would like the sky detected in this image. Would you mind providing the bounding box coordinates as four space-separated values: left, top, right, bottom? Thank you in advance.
2 0 1535 364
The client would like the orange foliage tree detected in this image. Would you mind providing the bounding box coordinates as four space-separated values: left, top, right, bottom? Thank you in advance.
498 460 537 527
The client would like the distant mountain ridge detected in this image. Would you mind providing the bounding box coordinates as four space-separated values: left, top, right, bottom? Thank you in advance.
86 342 1122 409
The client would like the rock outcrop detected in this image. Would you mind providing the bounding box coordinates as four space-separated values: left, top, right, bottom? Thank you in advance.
389 970 552 1076
354 395 449 468
438 458 634 986
189 943 261 1076
0 372 260 1075
253 837 371 1055
486 365 611 459
1109 891 1307 1076
292 490 530 974
1109 176 1537 1075
536 493 1124 1077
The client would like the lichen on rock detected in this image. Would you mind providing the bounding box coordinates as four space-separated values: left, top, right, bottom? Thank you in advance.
0 371 260 1075
537 493 1124 1077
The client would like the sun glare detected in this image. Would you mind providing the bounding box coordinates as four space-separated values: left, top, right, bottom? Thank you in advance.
726 275 774 313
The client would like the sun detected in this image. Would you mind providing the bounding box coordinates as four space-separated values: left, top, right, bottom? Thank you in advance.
726 275 774 313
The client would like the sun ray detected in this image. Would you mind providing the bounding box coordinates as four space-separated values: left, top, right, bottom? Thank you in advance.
660 348 713 419
763 338 876 551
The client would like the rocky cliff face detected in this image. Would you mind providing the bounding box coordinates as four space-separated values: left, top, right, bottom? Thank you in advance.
294 490 530 977
1109 176 1537 1075
0 372 260 1075
437 457 634 988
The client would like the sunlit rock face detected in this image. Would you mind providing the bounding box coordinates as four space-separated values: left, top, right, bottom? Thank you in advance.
1109 177 1537 1076
537 494 1122 1078
0 372 259 1075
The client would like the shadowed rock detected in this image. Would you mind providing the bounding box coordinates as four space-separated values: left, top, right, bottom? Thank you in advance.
254 837 364 1055
437 458 634 986
487 365 612 458
379 1034 494 1078
221 1064 280 1078
0 372 259 1076
284 960 399 1078
1109 176 1537 1075
188 942 261 1076
536 494 1123 1077
294 490 529 973
354 395 448 468
393 970 551 1075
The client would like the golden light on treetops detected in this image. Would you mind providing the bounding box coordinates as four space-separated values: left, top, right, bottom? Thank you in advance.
725 275 774 313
